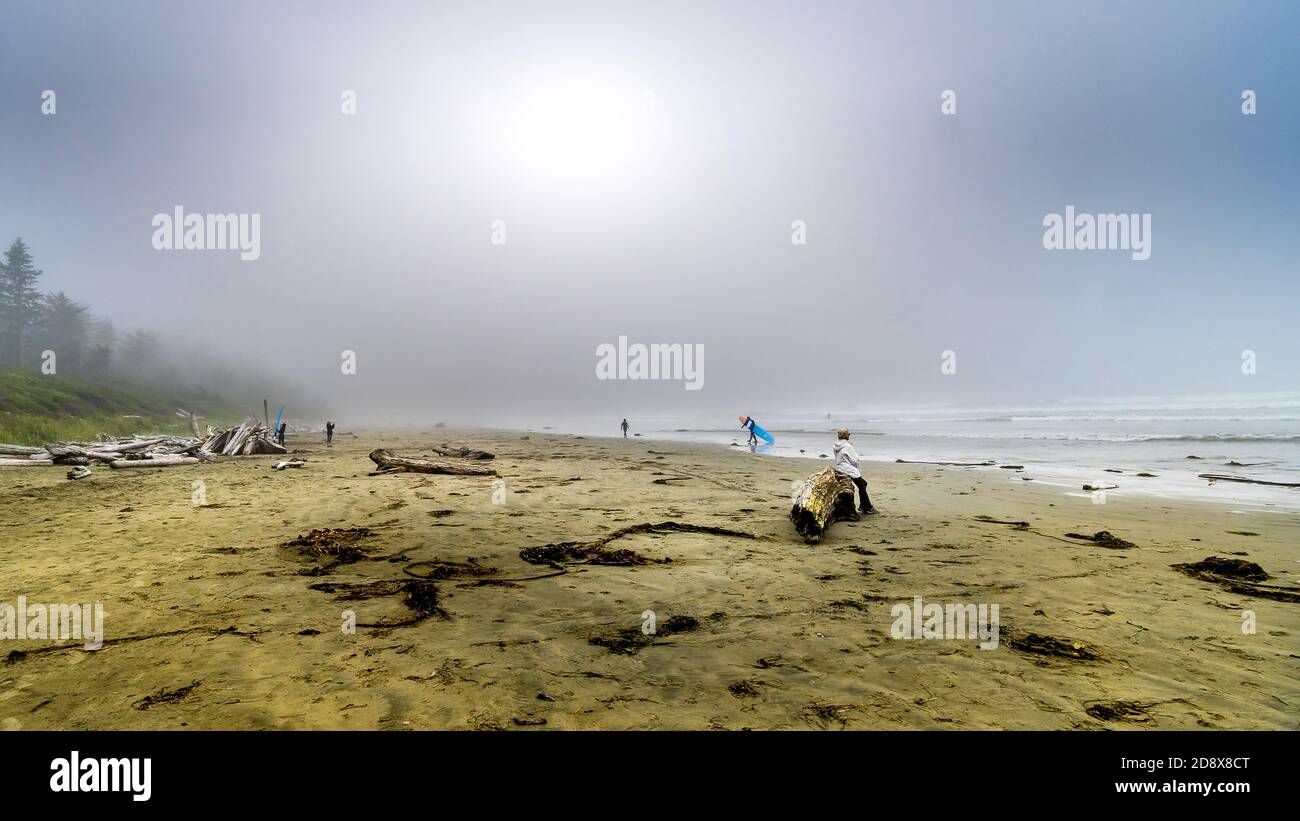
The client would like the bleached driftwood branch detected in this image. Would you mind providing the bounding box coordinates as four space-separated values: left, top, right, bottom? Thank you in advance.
109 455 200 469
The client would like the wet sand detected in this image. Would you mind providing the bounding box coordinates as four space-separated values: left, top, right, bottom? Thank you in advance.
2 429 1296 730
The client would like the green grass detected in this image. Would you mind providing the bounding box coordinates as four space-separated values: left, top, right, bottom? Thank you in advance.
0 369 244 445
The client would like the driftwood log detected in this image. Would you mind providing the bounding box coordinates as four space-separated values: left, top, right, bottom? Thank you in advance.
46 444 120 463
0 444 46 456
0 457 54 467
790 467 859 543
109 456 200 469
1199 473 1300 488
369 449 497 476
431 444 495 461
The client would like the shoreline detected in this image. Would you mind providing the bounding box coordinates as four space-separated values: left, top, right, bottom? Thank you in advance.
505 425 1300 516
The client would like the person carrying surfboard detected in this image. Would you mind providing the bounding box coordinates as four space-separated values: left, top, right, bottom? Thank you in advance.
739 415 775 446
833 428 877 514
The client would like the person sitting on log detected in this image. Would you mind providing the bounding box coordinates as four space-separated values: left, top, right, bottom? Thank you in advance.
833 428 876 514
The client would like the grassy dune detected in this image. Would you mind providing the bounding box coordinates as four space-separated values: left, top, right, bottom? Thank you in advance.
0 369 241 445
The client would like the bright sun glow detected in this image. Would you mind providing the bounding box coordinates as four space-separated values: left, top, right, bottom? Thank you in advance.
500 80 652 186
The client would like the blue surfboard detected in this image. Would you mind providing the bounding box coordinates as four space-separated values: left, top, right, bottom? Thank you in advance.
747 421 775 444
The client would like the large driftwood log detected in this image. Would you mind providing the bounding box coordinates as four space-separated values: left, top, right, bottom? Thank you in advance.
109 456 200 468
1199 473 1300 488
369 449 497 476
95 437 171 453
790 467 858 544
0 444 47 456
46 444 119 463
432 444 495 461
0 457 54 467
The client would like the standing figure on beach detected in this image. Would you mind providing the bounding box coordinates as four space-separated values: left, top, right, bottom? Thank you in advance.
833 429 877 514
621 418 629 438
277 422 287 446
325 421 335 446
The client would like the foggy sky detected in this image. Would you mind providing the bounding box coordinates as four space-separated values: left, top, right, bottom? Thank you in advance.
2 0 1298 426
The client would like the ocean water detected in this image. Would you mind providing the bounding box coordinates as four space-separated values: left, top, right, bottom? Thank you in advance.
552 394 1300 514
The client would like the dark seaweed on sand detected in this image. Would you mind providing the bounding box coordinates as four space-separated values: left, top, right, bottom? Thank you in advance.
1085 700 1151 723
1175 556 1269 581
309 578 446 625
401 558 497 580
589 614 702 655
1065 530 1135 549
728 679 761 697
284 528 377 563
1172 556 1300 603
1007 632 1100 661
520 521 755 568
132 680 201 711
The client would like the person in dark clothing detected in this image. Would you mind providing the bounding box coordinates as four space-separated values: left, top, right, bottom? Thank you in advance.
277 422 287 446
326 421 335 446
620 418 629 438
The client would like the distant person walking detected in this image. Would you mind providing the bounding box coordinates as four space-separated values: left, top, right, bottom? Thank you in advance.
326 421 335 446
620 418 629 438
277 422 287 446
833 428 876 514
740 415 758 446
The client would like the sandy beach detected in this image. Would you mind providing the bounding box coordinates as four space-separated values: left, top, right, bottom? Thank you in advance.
2 429 1296 730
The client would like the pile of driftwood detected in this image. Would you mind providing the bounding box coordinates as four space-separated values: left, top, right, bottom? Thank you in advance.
198 421 286 457
0 420 287 479
3 435 208 469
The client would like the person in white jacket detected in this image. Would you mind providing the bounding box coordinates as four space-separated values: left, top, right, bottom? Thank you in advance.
833 428 876 514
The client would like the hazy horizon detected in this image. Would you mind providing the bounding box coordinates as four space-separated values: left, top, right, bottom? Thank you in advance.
3 0 1297 424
